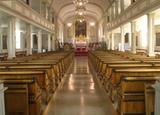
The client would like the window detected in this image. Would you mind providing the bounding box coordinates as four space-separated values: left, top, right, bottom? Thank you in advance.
2 34 7 49
156 33 160 46
125 33 129 43
22 0 30 5
107 16 110 22
26 0 29 5
131 0 136 4
124 0 131 9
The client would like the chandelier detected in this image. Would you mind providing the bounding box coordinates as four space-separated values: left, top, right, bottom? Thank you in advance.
75 6 86 16
75 14 85 22
73 0 88 6
73 0 88 22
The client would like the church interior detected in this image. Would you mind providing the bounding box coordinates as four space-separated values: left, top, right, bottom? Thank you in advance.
0 0 160 115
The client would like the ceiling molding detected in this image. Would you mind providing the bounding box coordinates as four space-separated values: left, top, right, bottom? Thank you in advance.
51 0 112 23
57 2 105 15
58 4 103 22
60 9 100 22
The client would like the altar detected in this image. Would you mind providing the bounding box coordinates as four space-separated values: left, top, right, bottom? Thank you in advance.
75 44 88 56
74 35 88 56
74 20 88 56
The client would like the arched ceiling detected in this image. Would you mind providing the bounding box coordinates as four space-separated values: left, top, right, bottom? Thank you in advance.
52 0 115 22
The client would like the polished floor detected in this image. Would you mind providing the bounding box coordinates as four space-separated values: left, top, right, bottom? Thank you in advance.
43 57 117 115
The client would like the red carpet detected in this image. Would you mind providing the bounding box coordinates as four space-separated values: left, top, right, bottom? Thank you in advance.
75 47 88 56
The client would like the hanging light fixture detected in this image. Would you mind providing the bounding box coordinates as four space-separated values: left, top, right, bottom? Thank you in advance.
73 0 88 7
75 7 86 16
73 0 88 22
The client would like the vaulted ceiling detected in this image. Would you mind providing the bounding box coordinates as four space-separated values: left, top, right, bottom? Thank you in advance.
52 0 115 22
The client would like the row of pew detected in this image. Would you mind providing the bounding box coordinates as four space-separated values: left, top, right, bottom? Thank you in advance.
0 51 74 115
88 50 160 115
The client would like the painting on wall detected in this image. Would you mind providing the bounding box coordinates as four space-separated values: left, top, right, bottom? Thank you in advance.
136 36 138 47
156 33 160 46
24 36 27 49
33 34 38 49
2 34 7 49
124 33 129 43
75 21 87 37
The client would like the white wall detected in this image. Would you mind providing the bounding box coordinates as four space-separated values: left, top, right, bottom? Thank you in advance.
57 19 64 43
114 33 121 50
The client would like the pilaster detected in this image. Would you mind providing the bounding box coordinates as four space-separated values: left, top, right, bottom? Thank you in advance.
38 30 42 53
153 81 160 115
8 17 16 59
48 34 51 51
26 24 32 55
51 34 55 51
148 13 155 56
111 32 115 50
131 21 136 54
121 26 125 51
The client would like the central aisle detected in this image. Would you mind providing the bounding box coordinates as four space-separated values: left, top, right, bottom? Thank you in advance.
43 57 117 115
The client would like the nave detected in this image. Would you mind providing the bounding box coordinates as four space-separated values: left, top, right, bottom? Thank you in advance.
43 57 117 115
1 0 160 115
0 50 160 115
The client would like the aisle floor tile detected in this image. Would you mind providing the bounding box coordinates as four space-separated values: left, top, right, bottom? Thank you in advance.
43 57 118 115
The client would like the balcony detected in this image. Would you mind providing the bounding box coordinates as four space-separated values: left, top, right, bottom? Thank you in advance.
0 0 54 33
106 0 160 30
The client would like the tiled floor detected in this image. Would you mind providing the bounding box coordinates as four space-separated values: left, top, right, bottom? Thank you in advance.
43 57 118 115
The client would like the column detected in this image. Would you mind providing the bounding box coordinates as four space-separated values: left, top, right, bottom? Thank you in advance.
111 32 115 50
26 24 32 55
107 34 111 50
148 13 155 56
45 3 48 19
131 21 136 54
128 23 132 49
121 26 125 51
51 34 55 51
0 82 7 115
37 30 42 53
48 34 51 51
7 17 16 59
108 38 111 50
153 81 160 115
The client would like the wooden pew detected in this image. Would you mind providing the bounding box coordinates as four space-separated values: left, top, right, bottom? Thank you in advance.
117 77 159 115
145 83 155 115
0 51 73 87
16 51 27 57
106 63 152 76
0 60 63 91
88 51 160 115
98 60 142 82
102 63 153 92
0 71 46 115
109 68 160 115
20 60 63 84
0 65 56 103
0 51 74 115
